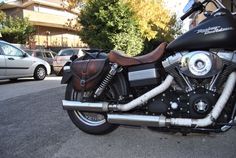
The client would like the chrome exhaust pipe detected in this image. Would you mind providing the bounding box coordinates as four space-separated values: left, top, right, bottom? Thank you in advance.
63 72 236 128
62 75 174 112
108 72 236 128
169 71 236 127
107 114 166 127
62 100 109 112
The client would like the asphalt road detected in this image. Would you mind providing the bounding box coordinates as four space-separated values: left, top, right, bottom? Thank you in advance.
0 77 236 158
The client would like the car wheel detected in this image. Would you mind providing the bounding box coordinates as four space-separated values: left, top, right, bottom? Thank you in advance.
50 66 54 74
34 66 46 80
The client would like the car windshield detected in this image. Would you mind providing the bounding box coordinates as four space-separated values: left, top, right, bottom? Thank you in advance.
25 50 33 55
58 49 79 56
35 52 43 57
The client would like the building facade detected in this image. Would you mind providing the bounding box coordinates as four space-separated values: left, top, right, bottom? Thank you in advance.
0 0 86 48
189 0 236 29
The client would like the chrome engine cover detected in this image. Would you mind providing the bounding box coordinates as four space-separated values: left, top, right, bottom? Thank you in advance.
163 51 224 78
182 51 212 76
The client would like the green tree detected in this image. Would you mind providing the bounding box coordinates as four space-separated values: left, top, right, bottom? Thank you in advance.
124 0 182 42
63 0 181 55
62 0 85 11
78 0 143 56
141 14 182 54
0 12 35 44
0 11 5 22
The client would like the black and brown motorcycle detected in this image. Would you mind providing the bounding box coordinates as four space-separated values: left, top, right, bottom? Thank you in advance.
61 0 236 135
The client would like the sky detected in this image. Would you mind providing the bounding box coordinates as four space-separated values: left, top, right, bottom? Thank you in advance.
164 0 190 31
165 0 189 16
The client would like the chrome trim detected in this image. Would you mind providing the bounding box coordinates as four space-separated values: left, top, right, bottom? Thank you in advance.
107 114 166 127
94 63 118 97
62 100 109 112
217 52 234 61
177 69 194 91
221 120 233 132
169 72 236 127
63 72 236 129
114 75 174 111
63 66 70 71
188 53 212 76
214 0 226 8
179 51 218 77
75 111 106 127
232 52 236 64
208 72 221 91
128 68 157 81
62 75 174 112
162 53 182 68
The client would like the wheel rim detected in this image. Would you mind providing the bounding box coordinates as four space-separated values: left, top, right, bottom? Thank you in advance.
71 90 108 126
75 111 106 126
37 67 46 79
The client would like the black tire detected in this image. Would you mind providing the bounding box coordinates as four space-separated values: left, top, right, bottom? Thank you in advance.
65 82 118 135
34 66 46 80
50 65 54 74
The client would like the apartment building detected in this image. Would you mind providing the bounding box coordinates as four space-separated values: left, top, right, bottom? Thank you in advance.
0 0 86 48
190 0 236 29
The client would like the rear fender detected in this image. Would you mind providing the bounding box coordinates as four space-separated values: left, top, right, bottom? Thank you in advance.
61 61 72 84
112 71 129 96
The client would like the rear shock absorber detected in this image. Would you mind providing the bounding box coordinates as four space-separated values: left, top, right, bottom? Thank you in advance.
94 63 119 98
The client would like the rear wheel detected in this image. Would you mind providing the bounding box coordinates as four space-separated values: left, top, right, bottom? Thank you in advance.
65 82 119 135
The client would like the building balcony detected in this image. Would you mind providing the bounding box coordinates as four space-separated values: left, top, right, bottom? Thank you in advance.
23 9 76 29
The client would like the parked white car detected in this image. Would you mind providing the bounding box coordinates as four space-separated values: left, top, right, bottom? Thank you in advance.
0 40 51 81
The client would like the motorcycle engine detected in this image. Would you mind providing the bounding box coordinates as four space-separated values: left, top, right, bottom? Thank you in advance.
179 51 222 78
162 51 236 91
147 88 218 118
163 51 224 79
146 51 236 118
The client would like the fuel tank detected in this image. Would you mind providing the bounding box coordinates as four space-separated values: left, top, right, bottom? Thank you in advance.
166 9 236 52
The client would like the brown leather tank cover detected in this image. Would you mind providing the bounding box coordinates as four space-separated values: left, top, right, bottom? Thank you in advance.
71 59 109 91
108 42 167 66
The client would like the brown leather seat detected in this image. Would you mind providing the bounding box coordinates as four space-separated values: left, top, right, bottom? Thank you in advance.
108 42 167 66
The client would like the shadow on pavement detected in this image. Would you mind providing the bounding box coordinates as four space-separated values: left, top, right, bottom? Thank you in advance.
0 78 36 85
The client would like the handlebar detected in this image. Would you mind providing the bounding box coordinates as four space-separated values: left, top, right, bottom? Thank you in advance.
181 7 196 20
181 2 204 21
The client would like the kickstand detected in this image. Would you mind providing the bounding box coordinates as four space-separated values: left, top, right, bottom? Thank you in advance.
230 102 236 126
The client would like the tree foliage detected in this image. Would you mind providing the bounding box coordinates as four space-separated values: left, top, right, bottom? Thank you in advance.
0 11 5 22
62 0 81 10
141 14 182 54
0 11 35 44
78 0 143 56
124 0 181 42
63 0 182 55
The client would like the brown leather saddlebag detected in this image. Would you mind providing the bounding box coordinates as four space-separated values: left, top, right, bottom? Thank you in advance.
71 59 109 91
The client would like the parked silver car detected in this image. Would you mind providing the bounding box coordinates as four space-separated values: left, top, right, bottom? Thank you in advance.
53 48 85 76
0 40 51 80
25 49 56 72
